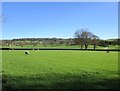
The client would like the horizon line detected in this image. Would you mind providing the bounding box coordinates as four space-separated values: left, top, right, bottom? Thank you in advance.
0 37 119 40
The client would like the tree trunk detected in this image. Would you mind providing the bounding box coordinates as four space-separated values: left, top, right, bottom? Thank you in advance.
93 44 96 50
85 44 88 49
81 44 83 49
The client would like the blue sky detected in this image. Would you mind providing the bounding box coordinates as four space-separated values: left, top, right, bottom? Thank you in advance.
2 2 118 39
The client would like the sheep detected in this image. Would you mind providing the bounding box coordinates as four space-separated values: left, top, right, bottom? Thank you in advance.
25 51 29 55
104 47 108 49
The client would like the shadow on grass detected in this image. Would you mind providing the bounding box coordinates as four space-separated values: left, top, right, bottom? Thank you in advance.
2 73 119 91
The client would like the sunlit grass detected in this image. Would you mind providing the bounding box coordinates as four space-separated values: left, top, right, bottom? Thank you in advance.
2 50 119 89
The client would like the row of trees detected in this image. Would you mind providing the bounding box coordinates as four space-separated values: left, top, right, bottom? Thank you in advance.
1 38 74 47
1 38 119 49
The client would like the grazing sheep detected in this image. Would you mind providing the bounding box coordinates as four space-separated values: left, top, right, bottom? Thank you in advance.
104 47 108 49
25 51 29 55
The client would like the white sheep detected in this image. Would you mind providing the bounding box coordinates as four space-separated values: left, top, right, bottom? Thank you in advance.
104 47 108 49
25 51 29 55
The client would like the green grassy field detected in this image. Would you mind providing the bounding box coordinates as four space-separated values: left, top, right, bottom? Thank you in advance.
2 50 119 90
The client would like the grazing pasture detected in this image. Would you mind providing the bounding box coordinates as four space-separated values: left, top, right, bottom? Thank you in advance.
2 50 119 90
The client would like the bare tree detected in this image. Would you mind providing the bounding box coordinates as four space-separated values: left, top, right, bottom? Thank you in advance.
75 28 93 49
75 30 84 49
91 35 99 50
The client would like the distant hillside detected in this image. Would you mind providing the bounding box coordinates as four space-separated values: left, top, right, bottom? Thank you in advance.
103 38 119 42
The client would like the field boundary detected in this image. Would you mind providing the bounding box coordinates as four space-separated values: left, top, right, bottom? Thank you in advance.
0 48 120 51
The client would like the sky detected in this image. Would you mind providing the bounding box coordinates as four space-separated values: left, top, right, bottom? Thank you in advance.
2 2 118 39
